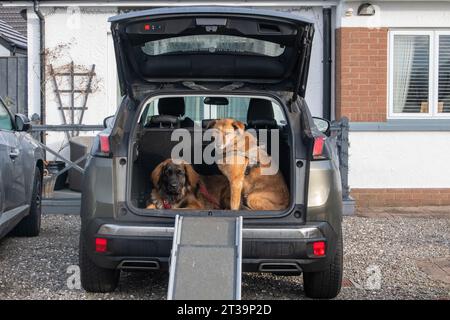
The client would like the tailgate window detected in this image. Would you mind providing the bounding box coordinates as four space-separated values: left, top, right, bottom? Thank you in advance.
141 35 285 57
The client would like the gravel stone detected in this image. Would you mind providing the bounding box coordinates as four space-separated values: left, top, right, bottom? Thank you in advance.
0 214 448 300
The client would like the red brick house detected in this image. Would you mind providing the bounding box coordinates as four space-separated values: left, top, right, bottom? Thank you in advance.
336 1 450 208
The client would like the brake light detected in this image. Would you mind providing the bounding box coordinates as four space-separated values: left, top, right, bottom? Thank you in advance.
313 136 325 159
313 241 326 257
99 134 110 154
95 238 108 253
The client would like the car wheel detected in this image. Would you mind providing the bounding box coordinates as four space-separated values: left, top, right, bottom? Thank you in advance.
79 232 120 293
10 167 42 237
303 229 343 299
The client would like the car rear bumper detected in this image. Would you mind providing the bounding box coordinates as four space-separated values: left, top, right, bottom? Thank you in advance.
85 220 338 273
97 223 323 239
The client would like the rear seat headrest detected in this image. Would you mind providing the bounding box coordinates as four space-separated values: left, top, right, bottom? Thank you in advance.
148 115 180 128
158 97 185 117
247 98 275 123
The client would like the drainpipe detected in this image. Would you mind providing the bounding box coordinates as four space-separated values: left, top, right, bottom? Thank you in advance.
33 0 45 141
322 7 332 120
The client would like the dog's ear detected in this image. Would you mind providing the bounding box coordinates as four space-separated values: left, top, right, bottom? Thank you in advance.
205 119 216 130
232 120 245 132
151 160 166 187
183 163 200 189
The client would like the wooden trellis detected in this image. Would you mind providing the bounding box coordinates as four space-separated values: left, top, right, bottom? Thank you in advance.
49 61 96 138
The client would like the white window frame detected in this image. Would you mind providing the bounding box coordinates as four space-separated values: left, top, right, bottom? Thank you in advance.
388 29 450 119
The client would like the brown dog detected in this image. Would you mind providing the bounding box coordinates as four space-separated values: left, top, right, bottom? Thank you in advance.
147 159 228 210
207 118 289 210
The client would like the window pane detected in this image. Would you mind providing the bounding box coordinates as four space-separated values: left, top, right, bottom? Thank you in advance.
215 97 250 122
0 103 13 130
184 96 203 122
141 96 286 127
438 35 450 113
392 35 430 114
141 35 285 57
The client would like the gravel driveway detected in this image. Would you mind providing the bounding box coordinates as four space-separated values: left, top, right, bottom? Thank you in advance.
0 214 448 300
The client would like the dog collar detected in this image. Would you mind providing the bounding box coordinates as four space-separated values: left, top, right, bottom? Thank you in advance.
162 199 172 209
198 184 221 209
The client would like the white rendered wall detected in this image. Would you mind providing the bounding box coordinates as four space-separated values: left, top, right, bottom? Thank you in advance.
348 131 450 188
42 7 118 159
338 1 450 28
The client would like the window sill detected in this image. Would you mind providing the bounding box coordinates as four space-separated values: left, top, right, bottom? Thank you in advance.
349 119 450 131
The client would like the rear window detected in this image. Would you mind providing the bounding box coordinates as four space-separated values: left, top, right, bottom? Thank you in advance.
141 35 285 57
142 96 286 126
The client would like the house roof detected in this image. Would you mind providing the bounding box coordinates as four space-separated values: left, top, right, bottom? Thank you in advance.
0 18 27 51
0 6 26 37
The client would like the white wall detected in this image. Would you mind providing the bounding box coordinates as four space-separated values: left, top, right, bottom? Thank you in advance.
349 131 450 188
287 7 324 117
42 7 118 159
338 1 450 28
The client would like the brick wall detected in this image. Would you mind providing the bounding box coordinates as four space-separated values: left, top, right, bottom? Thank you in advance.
335 27 388 122
351 189 450 207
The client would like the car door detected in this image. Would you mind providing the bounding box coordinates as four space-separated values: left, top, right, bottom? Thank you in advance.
0 101 26 212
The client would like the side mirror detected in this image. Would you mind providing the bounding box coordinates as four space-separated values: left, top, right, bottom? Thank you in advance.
313 117 330 135
15 114 31 132
103 115 115 128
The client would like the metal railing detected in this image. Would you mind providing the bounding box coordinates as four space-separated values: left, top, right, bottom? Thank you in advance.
331 117 351 201
29 119 351 202
30 124 103 176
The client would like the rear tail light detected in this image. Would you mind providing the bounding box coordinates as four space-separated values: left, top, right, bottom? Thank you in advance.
312 136 326 160
99 134 110 154
312 241 326 257
95 238 108 253
94 133 111 157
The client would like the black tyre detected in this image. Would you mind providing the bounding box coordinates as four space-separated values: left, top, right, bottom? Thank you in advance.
303 230 343 299
11 168 42 237
79 233 120 292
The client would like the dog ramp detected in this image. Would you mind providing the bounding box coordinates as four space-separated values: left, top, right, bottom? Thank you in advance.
167 215 243 300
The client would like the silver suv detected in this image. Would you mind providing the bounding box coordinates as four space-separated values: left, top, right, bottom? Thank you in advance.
79 7 343 299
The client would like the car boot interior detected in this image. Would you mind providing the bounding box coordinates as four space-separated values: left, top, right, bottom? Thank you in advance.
128 95 292 211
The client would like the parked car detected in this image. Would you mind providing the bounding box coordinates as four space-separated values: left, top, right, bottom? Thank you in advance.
79 7 343 299
0 98 44 239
